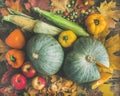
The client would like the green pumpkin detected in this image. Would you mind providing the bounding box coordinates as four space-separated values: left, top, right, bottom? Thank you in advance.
63 37 109 83
26 34 64 75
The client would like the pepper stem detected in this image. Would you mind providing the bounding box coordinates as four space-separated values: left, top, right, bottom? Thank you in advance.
10 55 16 62
63 36 68 42
94 19 99 25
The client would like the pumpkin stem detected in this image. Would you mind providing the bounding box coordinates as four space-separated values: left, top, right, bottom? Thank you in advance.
94 19 99 25
32 53 39 59
10 55 16 62
86 55 94 63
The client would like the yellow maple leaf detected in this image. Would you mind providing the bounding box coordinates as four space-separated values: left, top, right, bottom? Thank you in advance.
51 0 70 12
94 27 110 43
99 83 114 96
97 65 113 74
105 34 120 70
91 72 112 89
97 0 120 28
5 0 23 12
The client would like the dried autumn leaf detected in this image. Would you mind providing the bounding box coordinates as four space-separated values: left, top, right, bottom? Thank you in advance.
24 0 51 12
91 72 112 89
97 65 113 74
97 0 120 28
86 88 103 96
0 8 9 16
94 27 110 43
74 0 95 23
0 39 9 62
105 34 120 70
112 70 120 78
50 75 57 82
74 0 95 11
35 75 79 95
0 62 7 79
5 0 23 12
27 87 39 96
99 83 114 96
0 86 17 95
51 0 70 12
0 64 16 85
64 80 73 87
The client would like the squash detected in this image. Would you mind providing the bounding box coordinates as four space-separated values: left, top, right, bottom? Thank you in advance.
26 34 64 75
85 14 106 35
58 30 77 48
63 37 109 83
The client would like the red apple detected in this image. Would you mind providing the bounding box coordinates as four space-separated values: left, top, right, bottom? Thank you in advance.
21 61 36 78
11 73 27 90
32 76 46 90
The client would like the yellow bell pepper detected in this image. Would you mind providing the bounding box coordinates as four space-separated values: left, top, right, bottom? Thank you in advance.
85 14 106 35
58 30 77 48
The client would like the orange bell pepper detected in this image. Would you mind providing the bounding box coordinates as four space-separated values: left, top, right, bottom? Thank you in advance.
6 49 25 68
5 29 26 49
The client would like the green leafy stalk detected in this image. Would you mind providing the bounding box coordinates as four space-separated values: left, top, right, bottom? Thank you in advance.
33 7 89 36
2 15 36 31
7 8 33 19
2 9 63 36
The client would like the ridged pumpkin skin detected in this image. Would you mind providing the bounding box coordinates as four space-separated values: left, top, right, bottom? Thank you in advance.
26 34 64 75
63 37 109 83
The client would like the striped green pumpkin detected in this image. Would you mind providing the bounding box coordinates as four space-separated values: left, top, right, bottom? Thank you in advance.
63 37 109 83
26 34 64 75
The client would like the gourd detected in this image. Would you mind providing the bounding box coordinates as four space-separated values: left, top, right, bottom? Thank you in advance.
26 34 64 75
58 30 77 48
85 14 106 35
63 37 109 83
